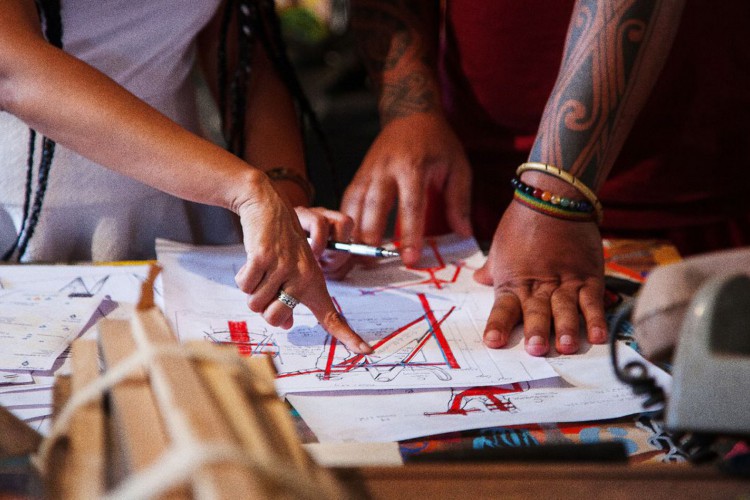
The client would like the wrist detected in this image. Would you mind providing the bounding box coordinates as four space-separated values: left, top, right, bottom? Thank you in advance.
227 167 270 214
516 162 603 225
265 167 315 207
511 176 595 223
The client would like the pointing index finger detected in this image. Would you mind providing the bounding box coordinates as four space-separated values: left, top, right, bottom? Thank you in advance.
304 288 373 354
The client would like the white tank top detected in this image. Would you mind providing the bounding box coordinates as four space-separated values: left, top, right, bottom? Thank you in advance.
0 0 239 262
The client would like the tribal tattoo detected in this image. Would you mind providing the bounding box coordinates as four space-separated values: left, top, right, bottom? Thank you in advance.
351 0 440 124
530 0 685 190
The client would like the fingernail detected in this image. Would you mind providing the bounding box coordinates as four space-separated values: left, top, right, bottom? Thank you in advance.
484 330 504 346
559 334 576 347
591 327 607 343
525 335 548 356
401 246 420 265
358 341 373 354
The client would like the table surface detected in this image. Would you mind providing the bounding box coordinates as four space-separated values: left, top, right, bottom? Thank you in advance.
3 238 748 498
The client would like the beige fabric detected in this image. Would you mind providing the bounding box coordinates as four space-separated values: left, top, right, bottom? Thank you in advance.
0 0 240 262
633 247 750 361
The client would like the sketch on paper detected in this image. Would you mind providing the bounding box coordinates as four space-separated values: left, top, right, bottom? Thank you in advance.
286 344 673 443
424 383 529 417
0 263 154 435
157 235 558 393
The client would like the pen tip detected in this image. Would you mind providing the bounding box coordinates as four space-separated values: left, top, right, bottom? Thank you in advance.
382 249 400 258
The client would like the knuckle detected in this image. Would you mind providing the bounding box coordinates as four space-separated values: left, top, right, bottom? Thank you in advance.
400 196 424 213
363 192 386 210
263 311 284 328
247 252 271 269
246 295 265 313
322 310 348 330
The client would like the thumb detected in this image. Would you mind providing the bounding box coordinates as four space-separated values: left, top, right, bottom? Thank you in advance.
473 262 493 286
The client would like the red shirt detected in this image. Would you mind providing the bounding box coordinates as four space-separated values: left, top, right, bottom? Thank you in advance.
438 0 750 252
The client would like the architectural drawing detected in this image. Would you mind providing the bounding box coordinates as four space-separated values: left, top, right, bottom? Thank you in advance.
158 235 558 393
425 383 529 416
287 344 673 443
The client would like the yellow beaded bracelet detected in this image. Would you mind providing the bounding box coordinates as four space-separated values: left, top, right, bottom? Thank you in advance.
516 162 603 225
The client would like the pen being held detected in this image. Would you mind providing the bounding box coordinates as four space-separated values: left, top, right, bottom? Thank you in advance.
325 240 400 258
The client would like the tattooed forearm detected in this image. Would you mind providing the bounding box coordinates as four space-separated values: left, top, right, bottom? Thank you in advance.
351 0 440 124
379 73 437 123
529 0 684 190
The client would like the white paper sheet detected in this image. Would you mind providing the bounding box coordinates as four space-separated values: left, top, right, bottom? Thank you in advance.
0 383 54 407
286 342 672 443
0 371 33 385
0 290 101 370
0 263 154 434
0 263 157 315
156 235 557 393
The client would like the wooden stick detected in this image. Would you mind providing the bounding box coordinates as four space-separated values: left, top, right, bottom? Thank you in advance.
242 355 351 498
132 307 261 498
242 354 311 469
99 318 188 500
0 404 42 458
136 263 161 311
62 340 105 499
188 342 281 496
45 374 71 500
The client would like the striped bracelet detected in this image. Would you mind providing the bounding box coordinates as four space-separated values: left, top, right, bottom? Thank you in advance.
511 177 596 223
516 162 603 224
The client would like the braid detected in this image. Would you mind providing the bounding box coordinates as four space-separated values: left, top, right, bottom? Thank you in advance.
2 0 62 262
221 0 341 202
41 0 63 48
217 0 235 149
16 138 57 259
229 0 258 157
2 131 37 261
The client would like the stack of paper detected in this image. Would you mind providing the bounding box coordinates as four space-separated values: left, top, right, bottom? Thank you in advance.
156 235 671 444
0 264 153 434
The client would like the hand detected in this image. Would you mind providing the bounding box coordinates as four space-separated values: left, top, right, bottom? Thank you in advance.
473 201 608 356
295 206 355 281
341 113 473 266
233 177 372 354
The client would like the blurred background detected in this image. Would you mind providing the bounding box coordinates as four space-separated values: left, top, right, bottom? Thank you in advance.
276 0 379 210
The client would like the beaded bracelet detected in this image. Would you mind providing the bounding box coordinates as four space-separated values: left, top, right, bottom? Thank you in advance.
511 177 593 212
511 177 596 223
516 162 603 224
265 167 315 205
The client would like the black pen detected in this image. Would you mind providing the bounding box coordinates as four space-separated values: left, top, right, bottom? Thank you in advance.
326 240 400 258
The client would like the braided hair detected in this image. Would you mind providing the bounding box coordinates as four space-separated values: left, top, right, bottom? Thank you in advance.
219 0 333 177
2 0 62 262
3 0 332 262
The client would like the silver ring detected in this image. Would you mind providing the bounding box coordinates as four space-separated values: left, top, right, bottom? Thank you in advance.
277 289 300 309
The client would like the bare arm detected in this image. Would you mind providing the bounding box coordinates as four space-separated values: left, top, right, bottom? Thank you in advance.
343 0 472 264
0 1 263 212
352 0 441 124
0 0 371 353
530 0 684 187
477 0 685 356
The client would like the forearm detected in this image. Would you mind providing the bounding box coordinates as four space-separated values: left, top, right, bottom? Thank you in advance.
242 48 309 206
351 0 442 124
0 8 265 214
529 0 685 190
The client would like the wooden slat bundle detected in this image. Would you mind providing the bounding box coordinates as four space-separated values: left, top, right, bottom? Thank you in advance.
40 266 348 499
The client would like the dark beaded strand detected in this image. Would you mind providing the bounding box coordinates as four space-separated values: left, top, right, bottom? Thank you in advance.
510 177 593 214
